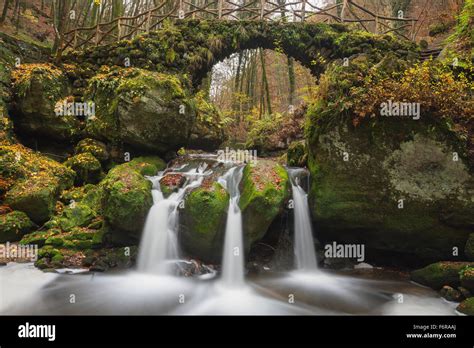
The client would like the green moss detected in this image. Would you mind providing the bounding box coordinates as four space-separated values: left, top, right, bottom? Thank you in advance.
75 138 109 162
180 182 229 262
58 203 96 232
99 158 162 239
239 161 290 250
410 262 474 289
287 140 307 167
457 297 474 315
0 211 34 242
64 153 104 185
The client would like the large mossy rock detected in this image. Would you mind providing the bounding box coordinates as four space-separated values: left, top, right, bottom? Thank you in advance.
1 143 75 223
85 68 195 154
307 116 473 262
457 297 474 315
0 210 34 242
179 182 229 262
306 55 473 263
64 153 104 185
410 261 474 289
239 160 290 251
11 63 80 140
188 91 225 150
460 266 474 292
74 138 109 162
99 157 166 242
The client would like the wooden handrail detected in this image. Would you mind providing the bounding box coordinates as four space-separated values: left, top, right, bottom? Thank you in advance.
62 0 420 51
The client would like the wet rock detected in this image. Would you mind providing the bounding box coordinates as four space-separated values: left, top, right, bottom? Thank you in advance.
440 285 463 302
100 157 165 242
457 297 474 315
460 266 474 292
180 182 229 262
0 211 34 243
458 286 472 299
239 160 290 252
159 173 186 198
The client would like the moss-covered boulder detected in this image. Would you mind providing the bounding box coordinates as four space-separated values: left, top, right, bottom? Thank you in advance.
1 143 75 223
239 160 290 251
57 203 97 232
74 138 109 162
0 211 34 242
287 140 307 167
159 173 185 198
85 68 195 154
465 234 474 261
460 266 474 292
410 262 474 289
306 59 474 263
179 182 229 262
99 156 165 242
188 91 224 150
440 285 463 302
64 153 104 185
457 297 474 315
11 63 80 140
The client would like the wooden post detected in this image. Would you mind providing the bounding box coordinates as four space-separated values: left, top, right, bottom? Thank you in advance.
117 19 121 41
218 0 223 19
301 0 306 22
260 0 265 20
73 30 77 49
95 24 100 46
146 10 151 32
341 0 348 22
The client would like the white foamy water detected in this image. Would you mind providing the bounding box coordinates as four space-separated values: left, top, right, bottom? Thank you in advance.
288 168 318 271
137 163 210 275
218 166 245 287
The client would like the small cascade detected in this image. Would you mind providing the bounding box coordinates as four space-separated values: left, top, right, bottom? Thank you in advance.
218 166 245 287
287 168 318 271
137 163 210 275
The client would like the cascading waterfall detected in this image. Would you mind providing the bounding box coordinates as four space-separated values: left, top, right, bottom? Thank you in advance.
287 168 318 271
218 166 245 287
137 163 209 275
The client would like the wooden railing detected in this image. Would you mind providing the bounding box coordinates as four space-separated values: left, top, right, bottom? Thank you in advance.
61 0 419 51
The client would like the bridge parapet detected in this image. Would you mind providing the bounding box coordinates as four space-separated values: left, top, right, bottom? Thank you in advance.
61 0 419 52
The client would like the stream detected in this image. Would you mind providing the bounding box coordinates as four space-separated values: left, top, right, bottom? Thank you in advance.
0 156 459 315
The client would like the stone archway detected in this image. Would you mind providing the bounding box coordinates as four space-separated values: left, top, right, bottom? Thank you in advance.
70 19 417 87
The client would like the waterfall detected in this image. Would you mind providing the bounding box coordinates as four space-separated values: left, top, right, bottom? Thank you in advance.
288 168 318 271
137 164 209 275
218 166 245 287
